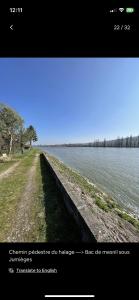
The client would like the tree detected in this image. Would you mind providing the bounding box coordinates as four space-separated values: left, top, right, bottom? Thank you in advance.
125 136 129 147
26 125 38 148
0 133 5 154
103 139 106 147
19 127 28 154
137 136 139 147
120 137 123 147
129 135 133 147
0 104 24 155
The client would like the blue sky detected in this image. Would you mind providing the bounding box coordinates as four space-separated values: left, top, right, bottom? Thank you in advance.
0 58 139 144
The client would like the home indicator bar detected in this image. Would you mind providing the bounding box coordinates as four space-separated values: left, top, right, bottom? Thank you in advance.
44 295 95 298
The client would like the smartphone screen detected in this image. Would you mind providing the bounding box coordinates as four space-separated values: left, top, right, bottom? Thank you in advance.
0 2 139 299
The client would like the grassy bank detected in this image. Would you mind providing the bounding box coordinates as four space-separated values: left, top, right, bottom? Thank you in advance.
0 160 16 173
37 154 81 242
24 154 46 242
0 149 39 241
1 147 138 242
0 149 81 242
46 153 139 231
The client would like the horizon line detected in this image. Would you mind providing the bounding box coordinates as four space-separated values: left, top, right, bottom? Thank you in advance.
35 134 139 146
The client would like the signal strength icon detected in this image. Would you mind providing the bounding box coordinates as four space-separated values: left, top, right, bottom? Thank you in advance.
109 8 117 13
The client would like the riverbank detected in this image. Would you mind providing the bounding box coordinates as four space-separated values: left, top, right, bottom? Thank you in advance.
1 148 139 242
44 152 139 242
41 146 139 218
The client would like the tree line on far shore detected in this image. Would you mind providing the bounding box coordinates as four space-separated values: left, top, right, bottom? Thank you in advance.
0 103 38 155
88 135 139 148
43 135 139 148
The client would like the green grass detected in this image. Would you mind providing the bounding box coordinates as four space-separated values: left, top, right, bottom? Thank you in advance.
0 148 39 241
0 148 81 242
23 155 46 242
12 149 31 159
0 149 32 175
95 197 109 212
115 209 139 230
0 160 17 173
37 154 81 242
21 152 81 242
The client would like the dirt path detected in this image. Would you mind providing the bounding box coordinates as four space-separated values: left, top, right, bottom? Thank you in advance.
6 154 39 242
0 161 20 180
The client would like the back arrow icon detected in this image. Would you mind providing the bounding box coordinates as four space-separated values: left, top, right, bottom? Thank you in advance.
10 25 13 30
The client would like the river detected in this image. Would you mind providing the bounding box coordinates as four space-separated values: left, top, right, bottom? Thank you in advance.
39 147 139 217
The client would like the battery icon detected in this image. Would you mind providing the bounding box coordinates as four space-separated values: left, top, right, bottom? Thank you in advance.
126 7 134 13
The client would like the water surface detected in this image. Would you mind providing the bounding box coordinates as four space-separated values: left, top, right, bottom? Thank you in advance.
39 147 139 217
